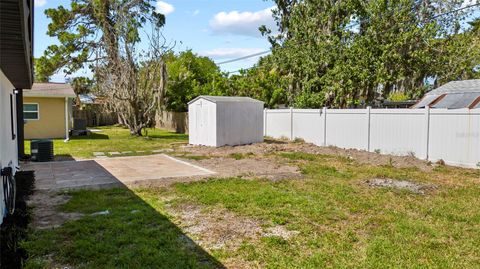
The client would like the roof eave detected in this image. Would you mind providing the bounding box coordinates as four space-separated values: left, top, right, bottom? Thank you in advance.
0 0 34 89
188 95 265 105
23 94 76 98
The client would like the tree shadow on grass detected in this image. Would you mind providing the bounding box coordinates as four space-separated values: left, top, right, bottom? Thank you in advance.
54 154 76 161
70 132 110 140
21 161 225 268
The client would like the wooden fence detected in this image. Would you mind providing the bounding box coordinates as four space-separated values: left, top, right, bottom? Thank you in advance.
155 111 188 134
73 106 118 127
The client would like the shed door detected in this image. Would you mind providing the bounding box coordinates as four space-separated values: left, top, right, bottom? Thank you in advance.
195 101 209 145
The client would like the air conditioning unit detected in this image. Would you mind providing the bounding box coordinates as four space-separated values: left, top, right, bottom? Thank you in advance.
31 140 54 162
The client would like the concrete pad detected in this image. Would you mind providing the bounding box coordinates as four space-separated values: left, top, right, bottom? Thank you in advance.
93 152 105 156
22 154 215 190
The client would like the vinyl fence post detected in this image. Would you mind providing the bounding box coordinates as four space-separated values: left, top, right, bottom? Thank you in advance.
424 106 430 160
263 108 267 136
366 106 371 152
322 107 327 146
290 107 294 140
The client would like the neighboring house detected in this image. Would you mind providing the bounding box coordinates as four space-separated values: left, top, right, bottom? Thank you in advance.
381 100 418 108
77 93 98 105
413 79 480 109
75 93 118 127
23 83 76 139
0 0 34 224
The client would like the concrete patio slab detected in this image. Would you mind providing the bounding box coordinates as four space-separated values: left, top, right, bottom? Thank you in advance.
22 154 215 190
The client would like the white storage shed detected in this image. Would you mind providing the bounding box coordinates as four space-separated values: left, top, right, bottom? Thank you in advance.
188 96 264 147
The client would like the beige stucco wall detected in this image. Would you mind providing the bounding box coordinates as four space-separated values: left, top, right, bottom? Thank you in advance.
24 97 67 139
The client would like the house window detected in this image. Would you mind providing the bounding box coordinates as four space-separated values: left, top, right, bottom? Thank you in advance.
23 103 39 120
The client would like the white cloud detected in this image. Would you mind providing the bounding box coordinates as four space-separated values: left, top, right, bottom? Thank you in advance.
462 0 478 7
156 1 174 15
200 48 267 60
34 0 47 7
209 7 276 37
193 10 200 16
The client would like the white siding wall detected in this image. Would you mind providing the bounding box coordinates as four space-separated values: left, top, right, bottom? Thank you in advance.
0 69 19 224
265 107 480 168
216 101 263 146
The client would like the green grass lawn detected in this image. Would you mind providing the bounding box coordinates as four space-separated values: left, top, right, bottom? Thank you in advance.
22 152 480 268
24 126 188 159
22 188 222 269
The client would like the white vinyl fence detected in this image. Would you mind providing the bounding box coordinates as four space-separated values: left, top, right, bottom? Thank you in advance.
264 107 480 168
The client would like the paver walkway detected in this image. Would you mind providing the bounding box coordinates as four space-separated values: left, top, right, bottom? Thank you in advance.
22 154 215 190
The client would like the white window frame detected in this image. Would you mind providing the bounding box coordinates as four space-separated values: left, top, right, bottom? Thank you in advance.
24 103 40 121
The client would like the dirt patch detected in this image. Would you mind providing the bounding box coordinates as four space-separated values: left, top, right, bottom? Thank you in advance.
28 191 84 229
169 203 262 250
167 203 299 252
263 226 300 239
179 141 433 172
186 156 302 181
366 178 438 194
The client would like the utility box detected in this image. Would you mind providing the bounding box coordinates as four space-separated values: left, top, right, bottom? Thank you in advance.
30 139 54 162
188 96 264 147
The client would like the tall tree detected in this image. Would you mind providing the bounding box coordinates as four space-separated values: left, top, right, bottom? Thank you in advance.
34 58 54 82
164 50 224 112
226 56 287 108
262 0 479 108
39 0 168 135
69 76 94 95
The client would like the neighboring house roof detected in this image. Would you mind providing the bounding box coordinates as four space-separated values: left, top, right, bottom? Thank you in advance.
24 83 76 98
426 79 480 95
188 95 264 105
413 79 480 109
382 100 418 108
78 93 108 105
78 93 97 104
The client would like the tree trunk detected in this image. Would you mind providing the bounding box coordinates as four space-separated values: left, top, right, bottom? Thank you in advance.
130 127 143 136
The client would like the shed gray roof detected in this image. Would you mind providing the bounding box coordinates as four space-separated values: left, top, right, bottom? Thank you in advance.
188 95 264 105
24 83 76 98
413 79 480 109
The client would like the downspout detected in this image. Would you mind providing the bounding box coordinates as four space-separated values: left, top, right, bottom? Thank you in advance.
64 97 70 141
15 88 25 159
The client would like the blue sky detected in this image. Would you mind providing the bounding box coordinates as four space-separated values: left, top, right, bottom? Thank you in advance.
34 0 478 82
34 0 276 82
